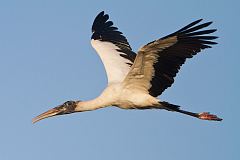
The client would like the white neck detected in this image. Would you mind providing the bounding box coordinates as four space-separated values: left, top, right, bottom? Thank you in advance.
75 96 109 112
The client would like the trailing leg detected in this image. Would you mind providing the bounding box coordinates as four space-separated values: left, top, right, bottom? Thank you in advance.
160 101 222 121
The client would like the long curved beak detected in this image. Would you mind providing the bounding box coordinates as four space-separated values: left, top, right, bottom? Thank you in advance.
32 107 62 124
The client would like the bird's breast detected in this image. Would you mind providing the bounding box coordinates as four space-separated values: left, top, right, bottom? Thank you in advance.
107 84 158 109
100 83 159 109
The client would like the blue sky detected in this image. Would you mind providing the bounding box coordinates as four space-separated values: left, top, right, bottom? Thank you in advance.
0 0 239 160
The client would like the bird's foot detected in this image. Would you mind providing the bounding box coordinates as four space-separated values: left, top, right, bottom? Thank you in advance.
198 112 222 121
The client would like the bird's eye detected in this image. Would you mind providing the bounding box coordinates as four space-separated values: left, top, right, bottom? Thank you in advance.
64 101 74 106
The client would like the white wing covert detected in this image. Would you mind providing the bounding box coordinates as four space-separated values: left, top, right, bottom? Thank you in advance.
91 11 136 84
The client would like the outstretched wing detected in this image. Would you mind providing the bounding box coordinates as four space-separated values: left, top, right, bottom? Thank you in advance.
123 19 217 97
91 11 136 84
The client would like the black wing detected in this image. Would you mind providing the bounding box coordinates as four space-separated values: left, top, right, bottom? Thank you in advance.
91 11 136 83
124 19 217 97
91 11 136 63
149 19 218 96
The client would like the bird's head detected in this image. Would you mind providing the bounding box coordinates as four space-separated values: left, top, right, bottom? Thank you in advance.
32 100 81 124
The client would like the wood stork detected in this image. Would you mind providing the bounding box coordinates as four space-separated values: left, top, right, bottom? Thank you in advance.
32 11 222 123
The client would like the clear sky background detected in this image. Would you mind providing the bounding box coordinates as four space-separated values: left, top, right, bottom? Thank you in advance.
0 0 239 160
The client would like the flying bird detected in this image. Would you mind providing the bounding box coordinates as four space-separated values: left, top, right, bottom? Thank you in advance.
32 11 222 123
